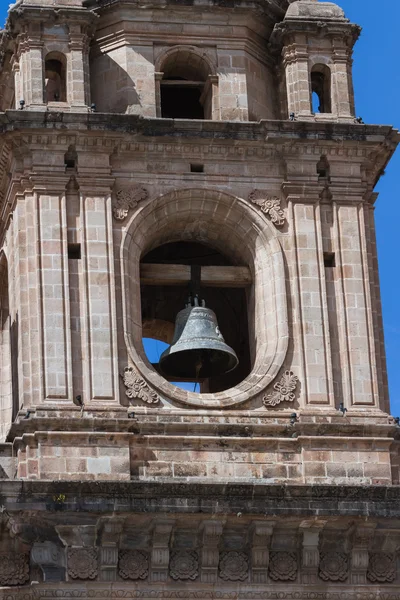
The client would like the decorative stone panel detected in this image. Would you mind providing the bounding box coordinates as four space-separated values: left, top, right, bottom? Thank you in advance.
0 553 29 586
219 551 249 581
118 550 149 580
319 552 349 582
263 370 299 407
169 550 199 580
248 190 285 227
67 548 98 580
269 552 298 581
122 366 159 404
112 186 148 221
367 553 396 583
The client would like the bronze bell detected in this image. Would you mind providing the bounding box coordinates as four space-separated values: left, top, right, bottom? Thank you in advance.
159 296 239 380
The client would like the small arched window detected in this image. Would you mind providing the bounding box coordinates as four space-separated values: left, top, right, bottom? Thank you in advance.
44 53 67 103
159 50 212 120
311 64 332 114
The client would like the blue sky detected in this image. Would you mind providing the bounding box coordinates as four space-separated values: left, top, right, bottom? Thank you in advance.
1 1 399 412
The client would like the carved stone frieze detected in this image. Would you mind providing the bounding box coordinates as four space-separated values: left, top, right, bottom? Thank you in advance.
169 550 199 580
112 186 148 221
67 548 98 580
122 366 159 404
319 552 349 582
4 589 400 600
118 550 149 580
248 190 285 227
367 553 396 583
219 551 249 581
269 552 298 581
0 553 29 586
263 370 299 407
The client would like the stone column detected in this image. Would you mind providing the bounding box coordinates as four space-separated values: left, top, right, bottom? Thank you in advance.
78 178 119 405
282 35 311 117
333 197 379 407
13 175 72 407
331 37 353 119
18 23 45 109
68 25 90 109
35 177 73 402
290 193 332 406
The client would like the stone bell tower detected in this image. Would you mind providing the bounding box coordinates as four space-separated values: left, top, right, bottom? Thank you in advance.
0 0 399 596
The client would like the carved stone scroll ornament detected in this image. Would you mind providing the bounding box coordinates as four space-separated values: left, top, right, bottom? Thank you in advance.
248 190 285 227
122 366 159 404
170 550 199 580
367 553 396 583
112 186 148 221
263 370 299 407
219 551 249 581
0 553 30 586
67 548 98 580
319 552 349 582
268 552 298 581
118 550 149 580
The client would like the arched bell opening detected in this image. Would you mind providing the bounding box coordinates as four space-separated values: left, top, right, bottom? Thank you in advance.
140 241 251 393
158 49 213 119
121 188 288 408
44 52 67 103
311 64 332 114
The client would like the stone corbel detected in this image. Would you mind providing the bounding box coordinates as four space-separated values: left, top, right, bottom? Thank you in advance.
350 524 376 584
31 542 65 582
300 522 326 584
150 520 175 583
199 520 223 583
98 518 125 582
250 521 274 583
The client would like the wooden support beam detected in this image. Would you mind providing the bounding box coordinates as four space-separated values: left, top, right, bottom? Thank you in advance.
140 264 252 287
160 80 205 87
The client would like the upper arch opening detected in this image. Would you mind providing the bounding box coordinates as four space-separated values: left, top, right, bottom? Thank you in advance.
159 48 213 120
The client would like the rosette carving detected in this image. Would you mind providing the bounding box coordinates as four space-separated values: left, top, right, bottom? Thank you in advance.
269 552 298 581
319 552 349 582
113 186 148 221
118 550 149 580
67 548 98 580
248 190 285 227
263 370 299 407
367 553 396 583
122 366 159 404
169 550 199 580
0 553 29 586
219 551 248 581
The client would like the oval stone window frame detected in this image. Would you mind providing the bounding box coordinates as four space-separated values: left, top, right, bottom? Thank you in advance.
121 188 288 408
